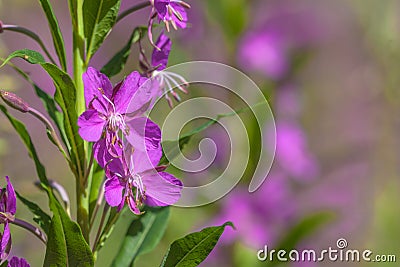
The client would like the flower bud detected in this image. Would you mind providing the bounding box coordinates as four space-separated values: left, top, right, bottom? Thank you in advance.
0 90 30 113
0 20 3 33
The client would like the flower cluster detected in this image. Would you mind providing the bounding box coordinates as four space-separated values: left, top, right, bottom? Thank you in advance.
78 67 183 214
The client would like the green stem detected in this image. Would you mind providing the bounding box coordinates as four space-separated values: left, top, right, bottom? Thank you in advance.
115 2 151 25
71 0 89 242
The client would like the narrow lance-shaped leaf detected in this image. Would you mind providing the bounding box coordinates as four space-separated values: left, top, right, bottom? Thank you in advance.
160 222 235 267
83 0 121 62
41 62 85 177
0 49 45 67
111 207 170 267
16 191 52 235
44 198 94 267
38 0 67 70
101 26 147 77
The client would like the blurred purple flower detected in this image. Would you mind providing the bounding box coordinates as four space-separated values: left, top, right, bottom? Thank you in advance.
212 173 296 249
238 32 288 80
7 257 30 267
77 67 161 151
273 122 319 181
238 8 326 80
0 176 16 262
104 145 183 214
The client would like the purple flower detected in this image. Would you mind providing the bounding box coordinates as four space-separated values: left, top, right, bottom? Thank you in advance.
8 257 30 267
151 0 190 31
0 177 16 262
77 67 161 151
104 145 183 214
148 0 190 48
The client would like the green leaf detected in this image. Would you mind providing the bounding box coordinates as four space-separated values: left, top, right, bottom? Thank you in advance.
160 222 234 267
38 0 67 70
111 207 170 267
44 213 67 266
101 26 146 77
83 0 121 61
41 63 85 177
0 49 45 67
16 191 52 235
44 199 94 267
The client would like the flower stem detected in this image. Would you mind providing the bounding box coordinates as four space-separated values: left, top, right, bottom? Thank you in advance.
11 218 47 244
115 2 151 25
71 0 90 242
92 205 109 253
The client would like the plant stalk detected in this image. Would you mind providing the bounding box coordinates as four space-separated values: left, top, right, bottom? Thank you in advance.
71 0 90 242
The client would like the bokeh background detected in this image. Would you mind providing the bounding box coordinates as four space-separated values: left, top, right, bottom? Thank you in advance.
1 0 400 266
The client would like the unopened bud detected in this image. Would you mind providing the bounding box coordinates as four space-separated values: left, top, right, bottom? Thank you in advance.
0 90 30 113
0 21 3 33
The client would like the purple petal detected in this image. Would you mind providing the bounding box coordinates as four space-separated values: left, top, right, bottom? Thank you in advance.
131 147 162 173
125 118 161 151
0 223 11 261
143 172 183 206
170 4 188 28
104 176 124 207
125 77 159 115
83 67 113 112
93 134 123 172
152 32 171 70
77 110 106 142
8 256 30 267
113 71 141 113
127 195 141 215
5 177 16 215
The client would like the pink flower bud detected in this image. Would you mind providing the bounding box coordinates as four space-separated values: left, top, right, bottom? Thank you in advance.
0 90 30 113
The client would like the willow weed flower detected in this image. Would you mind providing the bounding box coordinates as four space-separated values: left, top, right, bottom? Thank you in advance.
0 177 16 262
104 145 182 214
78 67 161 151
148 0 190 47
